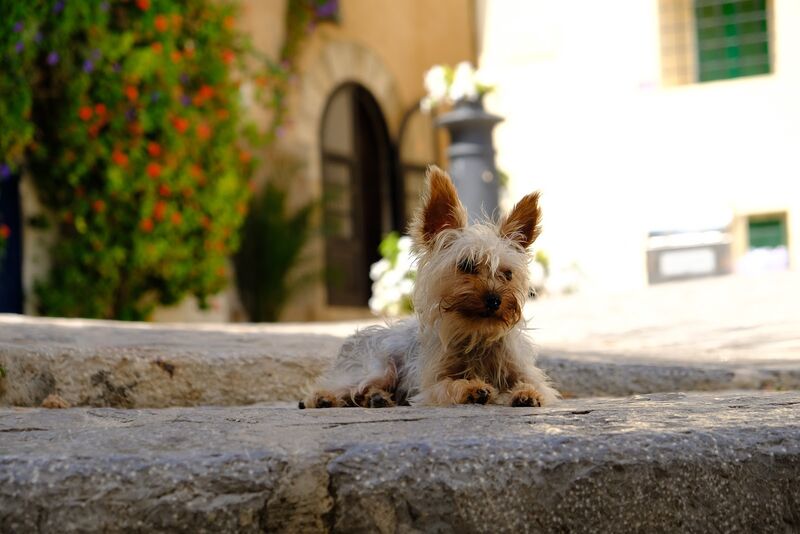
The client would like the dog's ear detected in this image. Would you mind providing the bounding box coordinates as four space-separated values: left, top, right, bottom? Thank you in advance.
500 191 542 248
410 166 467 248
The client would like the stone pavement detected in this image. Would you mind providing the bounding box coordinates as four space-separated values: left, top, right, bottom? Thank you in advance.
1 272 798 407
1 392 798 533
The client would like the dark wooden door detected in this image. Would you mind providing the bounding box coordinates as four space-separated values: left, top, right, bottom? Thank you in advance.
321 84 394 306
0 173 23 313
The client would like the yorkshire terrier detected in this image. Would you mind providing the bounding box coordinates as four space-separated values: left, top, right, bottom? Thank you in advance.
300 166 559 408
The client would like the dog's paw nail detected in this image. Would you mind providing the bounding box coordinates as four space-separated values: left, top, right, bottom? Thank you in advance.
369 392 390 408
298 401 306 410
511 394 541 407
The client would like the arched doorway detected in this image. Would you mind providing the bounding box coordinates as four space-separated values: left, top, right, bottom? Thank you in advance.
0 173 23 313
320 83 397 307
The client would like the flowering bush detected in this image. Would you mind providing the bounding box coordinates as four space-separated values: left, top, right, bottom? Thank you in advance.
369 232 415 316
1 0 334 319
420 61 493 113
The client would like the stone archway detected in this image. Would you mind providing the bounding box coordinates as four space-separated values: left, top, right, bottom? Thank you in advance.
289 41 403 319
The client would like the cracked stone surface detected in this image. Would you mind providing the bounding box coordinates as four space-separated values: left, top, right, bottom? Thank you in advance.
1 391 799 533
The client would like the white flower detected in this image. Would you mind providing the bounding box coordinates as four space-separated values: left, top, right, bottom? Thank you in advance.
423 65 449 105
419 96 433 113
399 277 414 295
370 258 390 281
449 61 478 102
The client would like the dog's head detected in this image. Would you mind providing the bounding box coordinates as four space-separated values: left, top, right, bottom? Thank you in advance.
409 166 541 349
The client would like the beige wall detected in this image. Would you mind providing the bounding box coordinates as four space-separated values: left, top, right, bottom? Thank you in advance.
478 0 800 293
239 0 475 321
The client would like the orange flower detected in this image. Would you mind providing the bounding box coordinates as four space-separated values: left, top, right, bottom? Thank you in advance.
199 85 214 100
200 215 211 229
182 187 193 198
125 85 139 102
222 49 235 64
170 212 182 226
136 0 150 11
196 122 211 140
236 202 247 216
111 149 128 167
170 50 182 63
216 109 230 120
147 142 162 157
154 15 168 32
0 224 10 239
128 122 143 136
92 199 106 213
140 218 154 232
151 42 163 54
79 106 93 121
171 13 182 28
172 116 189 134
238 150 252 163
94 103 107 116
154 200 167 221
158 184 171 197
88 124 100 137
224 16 235 30
147 162 162 179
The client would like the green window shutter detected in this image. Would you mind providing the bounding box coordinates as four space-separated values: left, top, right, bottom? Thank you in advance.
748 218 786 249
695 0 770 82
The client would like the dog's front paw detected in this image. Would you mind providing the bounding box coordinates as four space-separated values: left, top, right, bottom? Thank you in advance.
359 386 396 408
452 379 497 405
300 391 342 409
509 384 543 407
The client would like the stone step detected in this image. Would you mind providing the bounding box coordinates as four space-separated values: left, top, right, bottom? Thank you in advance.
1 391 798 532
2 315 800 408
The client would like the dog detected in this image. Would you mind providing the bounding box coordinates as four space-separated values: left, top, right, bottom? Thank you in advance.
300 166 559 408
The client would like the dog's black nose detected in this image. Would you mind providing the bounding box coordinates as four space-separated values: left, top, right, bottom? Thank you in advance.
484 293 501 312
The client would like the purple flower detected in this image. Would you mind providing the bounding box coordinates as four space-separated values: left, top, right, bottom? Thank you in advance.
83 60 94 73
315 0 338 18
91 48 102 60
34 31 43 43
15 41 24 54
100 1 109 11
112 62 121 73
53 1 65 14
180 94 191 106
13 21 24 33
46 51 59 65
125 107 137 122
150 91 161 102
179 73 190 85
0 164 11 181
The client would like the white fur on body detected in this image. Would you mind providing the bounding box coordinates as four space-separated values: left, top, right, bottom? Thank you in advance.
314 315 559 406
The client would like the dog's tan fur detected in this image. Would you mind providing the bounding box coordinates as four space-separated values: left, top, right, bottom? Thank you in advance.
300 166 559 408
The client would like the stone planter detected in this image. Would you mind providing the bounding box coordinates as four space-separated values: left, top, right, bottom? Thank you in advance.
436 98 503 221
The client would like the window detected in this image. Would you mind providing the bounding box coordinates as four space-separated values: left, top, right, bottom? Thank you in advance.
397 104 440 227
748 214 786 249
660 0 771 86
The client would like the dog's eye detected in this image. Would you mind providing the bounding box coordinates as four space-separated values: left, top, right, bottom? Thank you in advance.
457 258 478 274
501 269 513 281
